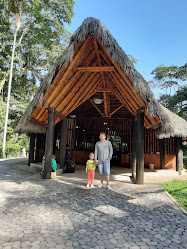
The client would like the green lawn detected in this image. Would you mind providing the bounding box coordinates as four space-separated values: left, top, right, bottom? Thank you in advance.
160 180 187 212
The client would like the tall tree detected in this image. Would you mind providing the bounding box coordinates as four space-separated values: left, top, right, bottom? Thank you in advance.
150 63 187 120
150 64 187 94
0 0 75 157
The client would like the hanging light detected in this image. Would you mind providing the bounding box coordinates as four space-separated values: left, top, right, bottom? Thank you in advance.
70 115 76 118
94 98 102 105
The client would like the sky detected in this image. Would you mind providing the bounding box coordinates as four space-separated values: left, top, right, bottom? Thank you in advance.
64 0 187 99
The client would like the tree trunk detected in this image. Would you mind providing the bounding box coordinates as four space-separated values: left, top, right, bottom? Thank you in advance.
2 27 18 157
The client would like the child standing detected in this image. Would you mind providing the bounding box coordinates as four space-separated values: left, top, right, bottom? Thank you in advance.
51 154 57 172
86 152 96 188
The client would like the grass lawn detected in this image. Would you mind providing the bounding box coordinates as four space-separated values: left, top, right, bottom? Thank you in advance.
160 180 187 212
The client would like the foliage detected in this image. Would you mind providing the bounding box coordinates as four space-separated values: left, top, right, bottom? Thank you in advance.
150 64 187 94
160 180 187 211
149 64 187 121
159 86 187 119
0 0 75 158
128 54 138 65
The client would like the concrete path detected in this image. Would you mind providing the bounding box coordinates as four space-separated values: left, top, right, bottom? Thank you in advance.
0 158 187 249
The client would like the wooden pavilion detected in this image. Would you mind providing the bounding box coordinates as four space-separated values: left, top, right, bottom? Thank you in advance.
16 18 187 184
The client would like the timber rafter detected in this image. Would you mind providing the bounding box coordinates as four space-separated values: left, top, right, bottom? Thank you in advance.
31 36 160 128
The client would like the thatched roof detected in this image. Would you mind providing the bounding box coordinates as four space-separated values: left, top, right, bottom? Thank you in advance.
15 17 187 138
156 104 187 138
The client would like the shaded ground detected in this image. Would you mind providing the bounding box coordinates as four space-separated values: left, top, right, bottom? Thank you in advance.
0 158 187 249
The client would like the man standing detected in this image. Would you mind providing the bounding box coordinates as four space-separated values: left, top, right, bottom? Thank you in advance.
95 132 113 190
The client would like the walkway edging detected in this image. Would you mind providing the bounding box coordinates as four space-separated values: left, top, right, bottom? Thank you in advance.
161 187 187 216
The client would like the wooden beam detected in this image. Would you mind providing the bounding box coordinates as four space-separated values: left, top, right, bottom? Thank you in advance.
28 133 36 166
64 74 101 116
43 35 92 108
107 73 136 114
31 117 47 126
50 49 97 109
96 89 111 92
159 139 165 169
36 48 96 120
105 76 136 115
98 40 158 126
132 120 136 180
54 110 66 121
98 38 147 106
89 99 104 116
110 71 139 110
44 109 55 179
107 73 151 127
58 73 96 114
93 39 106 88
175 137 183 175
77 66 114 72
136 109 144 184
103 92 109 117
65 78 102 116
55 57 98 112
109 104 124 116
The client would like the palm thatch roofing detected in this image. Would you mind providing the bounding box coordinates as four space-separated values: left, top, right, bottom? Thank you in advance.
15 17 187 139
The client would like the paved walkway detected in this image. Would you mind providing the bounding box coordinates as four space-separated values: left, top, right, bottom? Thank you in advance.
0 159 187 249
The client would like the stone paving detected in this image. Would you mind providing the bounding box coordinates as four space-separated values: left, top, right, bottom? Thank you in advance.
0 158 187 249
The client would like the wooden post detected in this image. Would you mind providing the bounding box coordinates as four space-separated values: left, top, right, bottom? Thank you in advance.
53 128 57 154
28 133 36 166
176 137 183 175
60 119 67 170
44 109 55 179
131 119 136 180
136 109 144 184
34 134 40 163
159 139 165 169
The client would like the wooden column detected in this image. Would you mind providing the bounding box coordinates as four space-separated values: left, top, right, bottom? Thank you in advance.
44 109 55 179
159 139 165 169
28 133 36 166
136 109 144 184
60 119 67 170
53 128 57 154
34 134 40 163
131 119 137 180
176 137 183 175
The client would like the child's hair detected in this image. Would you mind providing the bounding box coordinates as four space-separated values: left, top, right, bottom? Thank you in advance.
89 152 94 155
100 132 106 136
52 154 56 159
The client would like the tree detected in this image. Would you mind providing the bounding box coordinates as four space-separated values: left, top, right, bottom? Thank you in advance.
150 63 187 120
0 0 75 157
159 86 187 119
150 64 187 94
128 54 138 65
2 0 23 156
